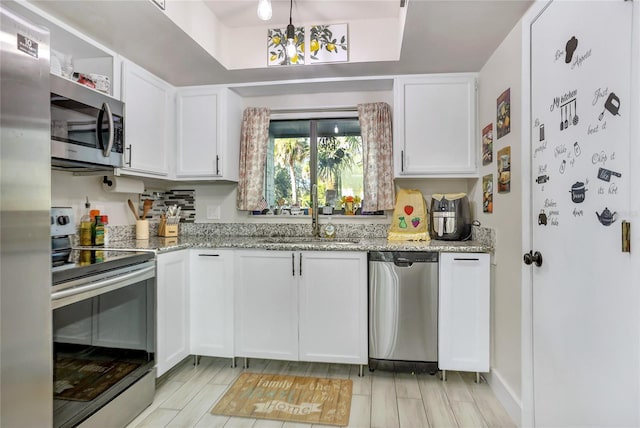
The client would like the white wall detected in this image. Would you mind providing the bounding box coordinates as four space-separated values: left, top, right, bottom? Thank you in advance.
51 170 167 227
469 20 524 423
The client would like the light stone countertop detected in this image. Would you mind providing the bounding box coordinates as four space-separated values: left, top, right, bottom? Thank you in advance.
101 235 492 254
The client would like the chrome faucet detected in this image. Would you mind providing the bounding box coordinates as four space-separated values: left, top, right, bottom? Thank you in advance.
311 184 320 237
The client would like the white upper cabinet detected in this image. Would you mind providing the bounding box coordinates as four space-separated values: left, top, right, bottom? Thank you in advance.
394 74 478 177
121 59 174 177
176 86 242 181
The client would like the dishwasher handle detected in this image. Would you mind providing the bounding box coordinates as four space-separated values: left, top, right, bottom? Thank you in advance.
394 259 414 267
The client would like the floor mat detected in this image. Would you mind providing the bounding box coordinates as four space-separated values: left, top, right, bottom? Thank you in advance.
54 358 139 402
211 372 353 426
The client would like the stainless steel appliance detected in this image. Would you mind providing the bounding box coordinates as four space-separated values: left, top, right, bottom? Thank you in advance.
369 252 439 365
430 193 472 241
1 7 52 426
51 73 124 171
50 208 156 428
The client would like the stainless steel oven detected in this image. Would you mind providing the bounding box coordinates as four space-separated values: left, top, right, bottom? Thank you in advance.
52 250 156 428
50 74 124 170
50 209 156 428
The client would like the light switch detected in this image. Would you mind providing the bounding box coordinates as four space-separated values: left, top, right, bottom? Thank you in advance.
206 205 221 220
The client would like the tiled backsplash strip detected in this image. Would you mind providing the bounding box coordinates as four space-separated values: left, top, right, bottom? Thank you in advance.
139 189 196 223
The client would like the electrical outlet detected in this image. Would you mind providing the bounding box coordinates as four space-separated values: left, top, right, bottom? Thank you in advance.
206 205 221 220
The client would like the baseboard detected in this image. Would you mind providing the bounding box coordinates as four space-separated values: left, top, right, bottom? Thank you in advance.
485 369 522 426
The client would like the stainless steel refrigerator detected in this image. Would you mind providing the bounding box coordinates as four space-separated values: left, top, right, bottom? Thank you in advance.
0 6 52 427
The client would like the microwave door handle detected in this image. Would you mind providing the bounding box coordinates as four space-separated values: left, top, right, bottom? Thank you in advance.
96 102 114 157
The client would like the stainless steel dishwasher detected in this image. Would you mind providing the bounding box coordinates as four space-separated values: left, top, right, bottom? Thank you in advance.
368 251 438 364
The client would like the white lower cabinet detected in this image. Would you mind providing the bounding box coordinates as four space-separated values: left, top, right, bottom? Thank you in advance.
234 250 368 365
298 252 368 364
189 249 234 358
438 252 490 373
156 250 190 377
234 251 299 360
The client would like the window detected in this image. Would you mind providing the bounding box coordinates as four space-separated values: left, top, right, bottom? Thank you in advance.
264 118 367 214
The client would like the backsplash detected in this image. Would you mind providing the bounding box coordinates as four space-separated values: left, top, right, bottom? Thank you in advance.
139 189 196 223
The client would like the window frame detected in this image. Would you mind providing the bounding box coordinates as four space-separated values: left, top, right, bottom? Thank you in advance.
263 114 374 215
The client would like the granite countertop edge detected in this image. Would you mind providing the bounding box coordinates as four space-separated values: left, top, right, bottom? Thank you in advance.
103 236 492 254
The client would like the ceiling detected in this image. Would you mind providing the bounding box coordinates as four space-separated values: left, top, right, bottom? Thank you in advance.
30 0 533 87
204 0 403 28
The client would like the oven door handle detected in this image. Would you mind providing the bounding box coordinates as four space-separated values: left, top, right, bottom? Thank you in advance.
52 265 155 308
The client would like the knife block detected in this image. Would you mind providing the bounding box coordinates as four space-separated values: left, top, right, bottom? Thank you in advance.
158 217 178 237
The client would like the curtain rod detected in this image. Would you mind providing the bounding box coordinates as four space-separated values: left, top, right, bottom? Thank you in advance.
269 106 358 115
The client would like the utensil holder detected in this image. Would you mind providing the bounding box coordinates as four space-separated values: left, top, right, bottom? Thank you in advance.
136 219 149 240
158 217 178 237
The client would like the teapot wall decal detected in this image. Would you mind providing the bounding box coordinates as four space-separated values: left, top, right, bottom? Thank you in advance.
596 207 617 226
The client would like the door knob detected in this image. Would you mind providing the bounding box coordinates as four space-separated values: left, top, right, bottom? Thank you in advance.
523 250 543 267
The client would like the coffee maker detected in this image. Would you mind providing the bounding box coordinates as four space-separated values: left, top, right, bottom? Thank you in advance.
429 193 472 240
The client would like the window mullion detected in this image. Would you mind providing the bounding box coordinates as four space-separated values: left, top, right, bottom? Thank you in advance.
309 120 318 191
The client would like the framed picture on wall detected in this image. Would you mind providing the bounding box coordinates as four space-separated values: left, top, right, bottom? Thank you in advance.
268 27 305 66
497 146 511 193
483 174 494 213
482 123 493 165
497 88 511 139
309 24 349 64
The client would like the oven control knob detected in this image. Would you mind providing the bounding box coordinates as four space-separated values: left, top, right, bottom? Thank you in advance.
57 216 70 225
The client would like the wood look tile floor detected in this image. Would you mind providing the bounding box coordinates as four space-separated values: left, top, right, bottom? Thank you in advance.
126 357 515 428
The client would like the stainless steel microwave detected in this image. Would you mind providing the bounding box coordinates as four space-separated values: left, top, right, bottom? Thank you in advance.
50 74 124 170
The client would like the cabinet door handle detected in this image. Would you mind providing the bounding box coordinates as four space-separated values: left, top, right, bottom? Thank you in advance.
454 258 479 261
216 155 220 176
292 253 295 276
299 253 302 276
198 254 220 257
126 144 132 167
401 150 404 172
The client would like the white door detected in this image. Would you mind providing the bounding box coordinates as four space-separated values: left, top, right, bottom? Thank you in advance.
529 1 637 426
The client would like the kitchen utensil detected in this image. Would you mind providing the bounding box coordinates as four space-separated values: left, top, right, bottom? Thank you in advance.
141 199 153 219
560 108 565 130
599 92 621 120
597 167 622 182
564 104 569 129
572 101 579 125
127 199 139 221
